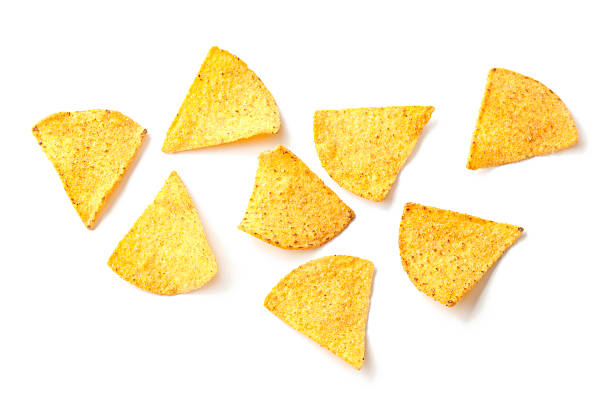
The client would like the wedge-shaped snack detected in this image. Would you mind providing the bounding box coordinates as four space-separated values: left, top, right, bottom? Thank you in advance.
238 145 354 249
314 106 434 201
163 46 280 152
32 109 146 229
399 203 523 306
467 68 578 169
108 172 217 295
265 255 374 369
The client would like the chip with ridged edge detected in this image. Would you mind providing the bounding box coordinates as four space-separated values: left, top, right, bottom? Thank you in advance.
32 109 146 229
108 172 217 295
399 203 523 306
265 255 374 369
467 68 578 169
238 145 354 249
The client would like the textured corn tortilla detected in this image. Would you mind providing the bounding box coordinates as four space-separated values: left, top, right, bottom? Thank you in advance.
108 172 217 295
399 203 523 306
265 255 374 369
467 68 578 169
32 109 146 229
238 145 354 249
314 106 433 201
163 46 280 152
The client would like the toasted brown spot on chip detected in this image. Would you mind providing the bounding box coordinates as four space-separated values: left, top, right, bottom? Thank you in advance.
108 172 217 295
467 68 578 169
314 106 433 201
32 109 146 229
265 255 374 369
238 145 354 249
399 203 523 306
163 46 280 152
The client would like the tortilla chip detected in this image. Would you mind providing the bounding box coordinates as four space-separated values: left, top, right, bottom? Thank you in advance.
314 106 434 201
32 109 146 229
265 255 374 369
163 46 280 152
399 203 523 306
467 68 578 169
108 172 217 295
238 145 354 249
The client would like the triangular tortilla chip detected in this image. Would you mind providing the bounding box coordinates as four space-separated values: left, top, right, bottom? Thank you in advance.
238 145 354 249
32 109 146 229
399 203 523 306
108 172 217 295
163 46 280 152
314 106 434 201
467 68 578 169
265 255 374 369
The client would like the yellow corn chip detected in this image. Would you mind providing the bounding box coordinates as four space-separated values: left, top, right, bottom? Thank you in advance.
32 109 146 229
399 203 523 306
314 106 434 201
238 145 354 249
467 68 578 169
265 255 374 369
108 172 217 295
163 46 280 152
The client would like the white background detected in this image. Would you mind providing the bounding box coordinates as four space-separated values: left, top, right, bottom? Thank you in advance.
1 1 610 406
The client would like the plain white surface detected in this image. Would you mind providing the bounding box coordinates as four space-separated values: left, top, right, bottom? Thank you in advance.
1 0 611 406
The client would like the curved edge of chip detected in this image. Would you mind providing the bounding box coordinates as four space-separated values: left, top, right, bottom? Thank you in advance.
398 202 523 307
467 68 578 170
237 145 355 250
108 171 218 295
32 109 147 229
313 106 434 202
162 46 280 153
264 255 374 369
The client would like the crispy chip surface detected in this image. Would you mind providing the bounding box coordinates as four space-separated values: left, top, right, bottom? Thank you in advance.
238 145 354 249
32 109 146 229
265 255 374 369
399 203 523 306
108 172 217 295
467 68 578 169
314 106 434 201
163 46 280 152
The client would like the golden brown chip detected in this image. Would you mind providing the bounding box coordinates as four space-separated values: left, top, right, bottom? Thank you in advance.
163 46 280 152
314 106 434 201
238 145 354 249
467 68 578 169
32 109 146 229
265 255 374 369
108 172 217 295
399 203 523 306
